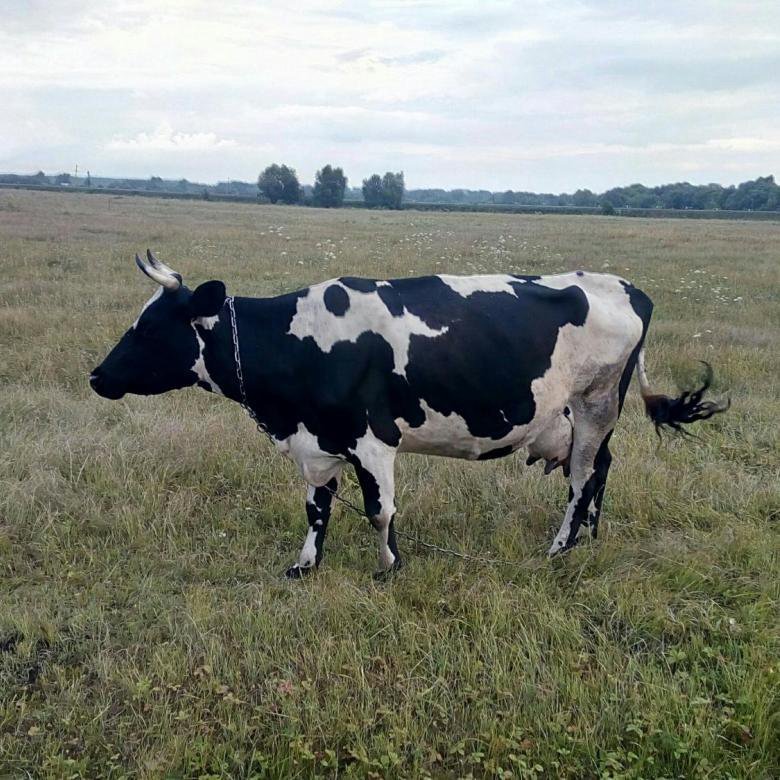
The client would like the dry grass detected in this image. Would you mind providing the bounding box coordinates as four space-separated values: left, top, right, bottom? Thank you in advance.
1 190 778 778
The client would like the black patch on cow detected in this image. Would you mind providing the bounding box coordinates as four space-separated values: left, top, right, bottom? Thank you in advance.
391 276 589 438
351 456 382 519
341 277 377 293
323 284 350 316
377 284 405 317
197 380 212 392
511 274 541 282
307 478 337 565
620 280 654 330
576 270 584 277
477 445 514 460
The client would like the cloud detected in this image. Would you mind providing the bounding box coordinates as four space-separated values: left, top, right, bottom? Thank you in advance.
107 123 237 153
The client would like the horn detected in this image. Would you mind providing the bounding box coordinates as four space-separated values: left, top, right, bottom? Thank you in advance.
146 249 180 279
135 253 180 290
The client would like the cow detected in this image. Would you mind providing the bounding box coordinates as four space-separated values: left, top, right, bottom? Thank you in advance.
90 251 729 577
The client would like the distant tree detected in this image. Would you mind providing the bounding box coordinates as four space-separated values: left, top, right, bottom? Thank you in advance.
496 190 515 205
570 189 598 207
362 174 384 207
381 171 405 209
258 164 301 204
55 172 71 185
313 165 347 207
722 175 779 211
601 201 616 215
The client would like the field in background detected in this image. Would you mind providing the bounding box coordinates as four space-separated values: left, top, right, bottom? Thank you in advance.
1 190 777 778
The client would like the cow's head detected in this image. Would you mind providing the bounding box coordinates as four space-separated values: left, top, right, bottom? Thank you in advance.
90 251 226 399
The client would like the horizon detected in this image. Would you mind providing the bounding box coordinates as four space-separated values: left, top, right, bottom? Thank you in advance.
3 1 779 192
2 167 775 196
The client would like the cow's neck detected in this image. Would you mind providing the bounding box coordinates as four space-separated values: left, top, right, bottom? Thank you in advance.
197 293 306 439
192 303 243 403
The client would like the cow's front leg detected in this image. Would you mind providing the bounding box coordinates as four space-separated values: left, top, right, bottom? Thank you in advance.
285 477 338 579
349 437 401 578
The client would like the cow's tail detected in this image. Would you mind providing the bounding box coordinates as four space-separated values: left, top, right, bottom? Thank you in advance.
636 349 730 437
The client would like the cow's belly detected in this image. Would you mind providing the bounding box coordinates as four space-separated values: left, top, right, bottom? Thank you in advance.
396 399 564 460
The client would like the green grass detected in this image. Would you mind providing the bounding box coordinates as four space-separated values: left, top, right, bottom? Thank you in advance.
1 190 778 779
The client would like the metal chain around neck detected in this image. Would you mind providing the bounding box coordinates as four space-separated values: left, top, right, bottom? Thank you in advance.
225 295 540 570
226 295 275 446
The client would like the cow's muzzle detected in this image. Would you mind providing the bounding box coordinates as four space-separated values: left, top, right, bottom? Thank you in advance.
89 367 126 400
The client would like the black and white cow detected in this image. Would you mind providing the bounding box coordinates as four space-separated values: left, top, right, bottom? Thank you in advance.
90 251 728 576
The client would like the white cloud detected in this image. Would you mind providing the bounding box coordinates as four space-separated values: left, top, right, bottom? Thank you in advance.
107 123 237 152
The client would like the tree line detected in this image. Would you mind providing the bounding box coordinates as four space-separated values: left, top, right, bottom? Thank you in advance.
405 176 780 212
257 164 405 209
2 169 779 212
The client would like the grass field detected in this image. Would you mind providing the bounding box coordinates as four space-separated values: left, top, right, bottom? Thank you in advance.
1 190 778 778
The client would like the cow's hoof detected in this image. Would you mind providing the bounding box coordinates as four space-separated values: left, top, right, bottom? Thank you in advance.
373 559 403 581
284 563 315 579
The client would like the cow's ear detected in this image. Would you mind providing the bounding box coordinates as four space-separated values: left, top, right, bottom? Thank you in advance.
189 280 226 318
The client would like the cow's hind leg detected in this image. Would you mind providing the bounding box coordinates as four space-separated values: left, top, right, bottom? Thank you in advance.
285 476 339 579
349 437 401 578
548 389 619 556
584 432 613 539
586 338 645 540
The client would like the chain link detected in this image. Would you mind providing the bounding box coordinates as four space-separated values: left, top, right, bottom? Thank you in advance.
226 295 536 569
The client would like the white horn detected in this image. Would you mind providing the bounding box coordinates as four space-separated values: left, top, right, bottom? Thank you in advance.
135 253 180 290
146 249 180 279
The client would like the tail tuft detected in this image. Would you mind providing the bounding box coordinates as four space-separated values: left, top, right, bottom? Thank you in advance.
641 361 730 437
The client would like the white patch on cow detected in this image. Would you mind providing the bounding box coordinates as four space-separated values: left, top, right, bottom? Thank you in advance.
349 431 397 569
132 286 163 329
397 401 530 460
438 274 526 298
276 423 344 486
530 274 644 407
190 327 224 395
195 314 220 330
299 527 318 568
288 281 447 376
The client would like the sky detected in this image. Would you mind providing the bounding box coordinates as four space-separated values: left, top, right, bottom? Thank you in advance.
2 0 779 192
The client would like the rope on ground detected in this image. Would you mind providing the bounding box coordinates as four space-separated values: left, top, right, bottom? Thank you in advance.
326 484 541 570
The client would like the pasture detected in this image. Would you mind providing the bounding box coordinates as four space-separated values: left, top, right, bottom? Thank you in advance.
0 190 777 778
